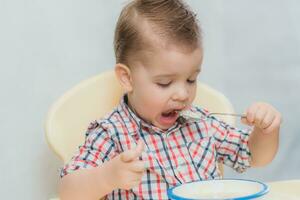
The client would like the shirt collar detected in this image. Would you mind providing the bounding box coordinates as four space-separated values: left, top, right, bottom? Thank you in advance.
117 94 141 135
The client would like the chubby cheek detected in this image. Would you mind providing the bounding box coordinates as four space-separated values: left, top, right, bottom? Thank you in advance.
134 84 167 116
189 88 197 105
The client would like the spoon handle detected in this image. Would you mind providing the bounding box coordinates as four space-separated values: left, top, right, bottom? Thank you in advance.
208 113 246 118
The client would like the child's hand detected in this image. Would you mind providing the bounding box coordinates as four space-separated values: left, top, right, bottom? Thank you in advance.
241 102 282 134
105 140 145 190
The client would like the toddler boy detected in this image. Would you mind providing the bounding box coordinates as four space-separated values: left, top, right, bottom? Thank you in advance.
59 0 281 199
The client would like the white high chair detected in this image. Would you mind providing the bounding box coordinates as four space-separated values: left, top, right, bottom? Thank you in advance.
45 70 236 200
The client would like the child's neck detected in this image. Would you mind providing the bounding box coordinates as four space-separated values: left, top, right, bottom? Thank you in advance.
125 94 153 126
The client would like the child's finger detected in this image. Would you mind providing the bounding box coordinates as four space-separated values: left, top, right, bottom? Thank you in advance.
121 150 136 162
241 117 253 126
254 108 267 127
135 140 144 157
245 106 256 125
121 141 144 162
123 172 143 189
263 115 281 134
260 111 275 129
241 108 254 126
130 160 145 173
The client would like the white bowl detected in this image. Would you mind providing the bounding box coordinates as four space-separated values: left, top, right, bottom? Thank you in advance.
167 179 269 200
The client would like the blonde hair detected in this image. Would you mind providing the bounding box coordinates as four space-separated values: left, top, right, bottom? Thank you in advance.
114 0 201 65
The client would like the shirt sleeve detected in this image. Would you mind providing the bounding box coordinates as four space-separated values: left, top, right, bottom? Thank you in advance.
209 117 252 173
60 120 116 177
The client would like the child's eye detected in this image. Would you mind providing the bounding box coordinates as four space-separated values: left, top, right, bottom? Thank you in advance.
187 79 196 84
157 82 171 87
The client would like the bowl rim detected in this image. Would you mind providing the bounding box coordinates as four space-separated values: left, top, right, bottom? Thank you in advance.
167 178 269 200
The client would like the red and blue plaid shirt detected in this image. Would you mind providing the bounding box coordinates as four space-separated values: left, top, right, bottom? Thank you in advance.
61 95 251 199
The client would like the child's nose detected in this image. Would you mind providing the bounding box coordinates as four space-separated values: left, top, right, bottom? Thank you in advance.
173 86 189 102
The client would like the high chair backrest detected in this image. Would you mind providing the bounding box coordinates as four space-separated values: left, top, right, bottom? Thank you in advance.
45 70 235 163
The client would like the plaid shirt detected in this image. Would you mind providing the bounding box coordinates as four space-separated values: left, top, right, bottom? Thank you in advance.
61 95 251 200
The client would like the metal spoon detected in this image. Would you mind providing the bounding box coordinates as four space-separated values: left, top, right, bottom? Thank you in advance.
207 112 246 118
180 110 246 120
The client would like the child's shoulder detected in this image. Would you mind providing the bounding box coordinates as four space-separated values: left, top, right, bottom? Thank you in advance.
87 104 129 134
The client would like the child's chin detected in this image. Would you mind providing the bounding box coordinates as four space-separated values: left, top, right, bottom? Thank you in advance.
159 124 173 130
152 121 173 130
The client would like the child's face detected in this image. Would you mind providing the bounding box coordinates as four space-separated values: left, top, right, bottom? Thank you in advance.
126 45 202 130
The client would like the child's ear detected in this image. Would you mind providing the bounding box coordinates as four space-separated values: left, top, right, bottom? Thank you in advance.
115 63 133 93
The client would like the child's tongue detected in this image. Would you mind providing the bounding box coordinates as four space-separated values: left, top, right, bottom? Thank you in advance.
159 110 178 126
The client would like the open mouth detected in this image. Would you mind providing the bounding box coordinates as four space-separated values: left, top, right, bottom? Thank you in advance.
161 110 179 118
158 109 182 127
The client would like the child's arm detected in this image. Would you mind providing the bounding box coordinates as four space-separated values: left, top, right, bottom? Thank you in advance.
241 102 282 167
59 141 145 200
59 161 113 200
